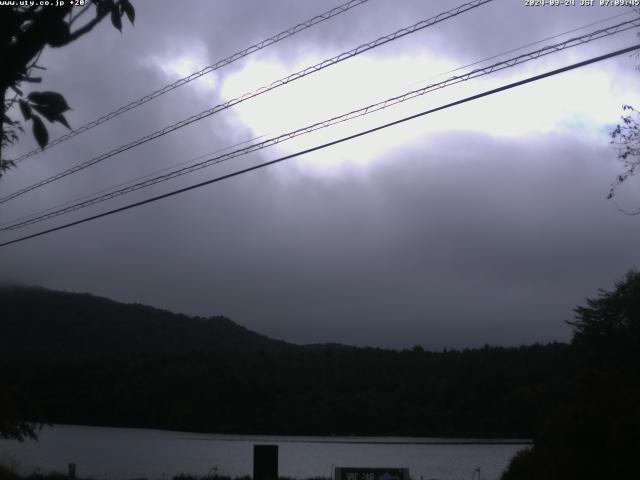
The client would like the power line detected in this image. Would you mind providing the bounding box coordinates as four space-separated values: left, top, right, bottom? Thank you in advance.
2 44 637 249
0 0 494 206
402 9 637 90
3 18 637 232
0 131 272 229
10 10 633 229
11 0 371 164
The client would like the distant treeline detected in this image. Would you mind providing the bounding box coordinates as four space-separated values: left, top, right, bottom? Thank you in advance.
1 286 576 438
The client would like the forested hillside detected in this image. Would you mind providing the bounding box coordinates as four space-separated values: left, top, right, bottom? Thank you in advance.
1 286 576 438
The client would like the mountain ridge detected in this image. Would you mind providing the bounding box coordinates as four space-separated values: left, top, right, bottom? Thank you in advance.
1 284 576 438
0 284 298 356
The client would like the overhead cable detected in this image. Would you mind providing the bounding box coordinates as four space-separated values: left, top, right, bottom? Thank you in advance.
9 10 634 229
0 132 272 229
0 0 494 206
403 9 637 88
3 19 638 232
11 0 371 163
1 44 638 248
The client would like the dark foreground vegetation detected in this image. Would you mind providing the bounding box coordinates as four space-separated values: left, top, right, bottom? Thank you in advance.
1 285 574 438
501 271 640 479
1 271 639 479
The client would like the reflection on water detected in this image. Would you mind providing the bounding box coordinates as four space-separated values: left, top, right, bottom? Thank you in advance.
0 425 529 480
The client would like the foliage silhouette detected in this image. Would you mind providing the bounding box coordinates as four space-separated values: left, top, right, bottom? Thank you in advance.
0 1 135 440
0 0 135 177
501 270 640 479
609 105 640 213
608 21 640 211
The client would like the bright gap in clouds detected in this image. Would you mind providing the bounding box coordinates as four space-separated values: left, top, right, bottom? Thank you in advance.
144 27 639 184
215 46 637 176
146 40 219 94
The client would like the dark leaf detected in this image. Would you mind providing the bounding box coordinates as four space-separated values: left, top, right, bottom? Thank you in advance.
32 104 58 123
18 100 32 120
27 91 71 113
32 115 49 150
56 114 71 130
121 0 135 24
31 105 71 129
111 6 122 31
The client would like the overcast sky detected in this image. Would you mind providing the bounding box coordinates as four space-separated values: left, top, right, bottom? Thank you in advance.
1 0 640 349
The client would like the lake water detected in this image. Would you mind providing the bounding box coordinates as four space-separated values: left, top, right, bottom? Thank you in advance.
0 425 529 480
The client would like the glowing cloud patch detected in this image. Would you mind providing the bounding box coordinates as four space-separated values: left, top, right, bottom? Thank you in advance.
213 48 637 175
146 40 218 95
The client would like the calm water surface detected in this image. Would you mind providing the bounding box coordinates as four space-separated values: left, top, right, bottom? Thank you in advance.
0 425 529 480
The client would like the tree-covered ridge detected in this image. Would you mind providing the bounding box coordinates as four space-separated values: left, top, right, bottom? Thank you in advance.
1 285 575 438
0 285 293 356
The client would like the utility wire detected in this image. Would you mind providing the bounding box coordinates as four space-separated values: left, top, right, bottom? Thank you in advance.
402 9 637 89
11 0 371 164
0 132 272 229
10 10 633 228
1 44 637 249
3 19 637 232
0 0 493 206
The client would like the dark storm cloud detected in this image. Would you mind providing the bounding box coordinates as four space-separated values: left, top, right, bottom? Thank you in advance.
1 0 639 349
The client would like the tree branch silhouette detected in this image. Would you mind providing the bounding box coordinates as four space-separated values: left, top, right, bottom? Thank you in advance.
0 0 135 178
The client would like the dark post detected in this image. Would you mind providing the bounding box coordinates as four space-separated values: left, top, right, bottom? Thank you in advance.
253 444 278 480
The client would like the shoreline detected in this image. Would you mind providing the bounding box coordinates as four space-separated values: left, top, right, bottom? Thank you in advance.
32 424 533 445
